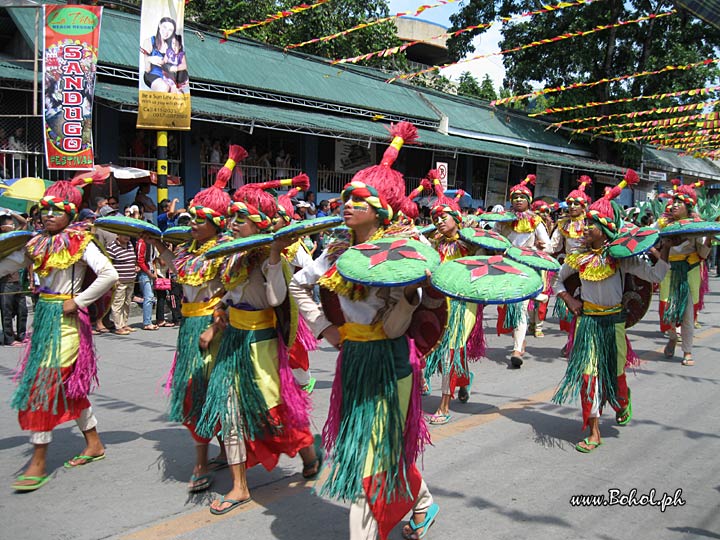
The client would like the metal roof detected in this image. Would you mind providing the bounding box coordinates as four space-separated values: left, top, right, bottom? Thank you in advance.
7 7 439 124
643 146 720 180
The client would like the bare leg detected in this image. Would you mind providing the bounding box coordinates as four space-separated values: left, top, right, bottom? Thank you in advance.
577 417 602 451
14 444 49 487
210 463 251 512
434 394 451 416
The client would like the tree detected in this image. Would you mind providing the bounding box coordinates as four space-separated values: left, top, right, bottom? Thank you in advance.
457 71 483 98
186 0 404 69
447 1 720 163
479 74 498 101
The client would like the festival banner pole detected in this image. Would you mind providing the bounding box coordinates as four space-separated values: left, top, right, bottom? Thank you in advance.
157 131 168 203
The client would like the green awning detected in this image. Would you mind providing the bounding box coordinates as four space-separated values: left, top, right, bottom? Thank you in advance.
643 147 720 180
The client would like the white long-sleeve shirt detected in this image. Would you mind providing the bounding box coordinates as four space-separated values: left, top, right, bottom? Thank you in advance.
223 259 287 309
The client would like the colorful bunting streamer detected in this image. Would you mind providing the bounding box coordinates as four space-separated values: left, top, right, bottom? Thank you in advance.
529 84 720 117
285 0 461 50
222 0 331 39
387 10 676 83
331 0 598 65
549 99 720 128
616 128 720 143
571 111 720 133
492 58 720 106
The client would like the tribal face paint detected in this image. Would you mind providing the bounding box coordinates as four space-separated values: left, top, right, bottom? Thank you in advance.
348 200 370 212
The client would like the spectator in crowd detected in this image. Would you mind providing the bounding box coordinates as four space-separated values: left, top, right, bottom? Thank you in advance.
134 184 157 221
106 234 137 336
329 199 342 216
125 204 141 219
0 214 27 346
78 208 97 224
296 200 311 220
176 211 192 226
304 190 317 216
107 196 120 211
275 148 291 178
157 198 180 231
92 205 119 334
136 236 158 330
154 247 181 327
316 199 329 217
95 197 108 211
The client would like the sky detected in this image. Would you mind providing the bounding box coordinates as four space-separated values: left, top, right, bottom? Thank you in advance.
387 0 506 90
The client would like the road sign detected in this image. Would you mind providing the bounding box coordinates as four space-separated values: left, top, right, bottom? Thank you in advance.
436 162 448 190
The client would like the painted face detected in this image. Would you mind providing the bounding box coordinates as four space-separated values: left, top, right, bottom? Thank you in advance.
511 195 529 213
433 212 458 238
40 209 70 234
230 215 260 238
343 195 377 229
567 201 584 218
190 217 217 244
670 200 689 219
583 219 606 247
159 21 175 41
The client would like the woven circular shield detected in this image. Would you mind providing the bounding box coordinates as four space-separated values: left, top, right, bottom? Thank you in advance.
204 233 274 260
505 246 560 271
162 226 192 245
460 228 511 251
273 216 343 241
475 212 516 223
431 255 543 304
336 238 440 287
608 226 658 259
658 218 720 238
95 216 161 239
0 230 32 259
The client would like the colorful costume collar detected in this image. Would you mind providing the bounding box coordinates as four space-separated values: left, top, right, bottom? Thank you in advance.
430 231 471 262
26 223 92 277
512 211 543 233
173 236 229 286
565 247 617 282
558 214 585 239
220 246 270 291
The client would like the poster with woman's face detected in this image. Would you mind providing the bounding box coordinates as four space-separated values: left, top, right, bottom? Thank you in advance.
137 0 191 130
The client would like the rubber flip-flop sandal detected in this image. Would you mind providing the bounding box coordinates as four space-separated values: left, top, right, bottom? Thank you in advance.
12 475 50 492
402 503 440 539
302 434 324 479
301 377 317 394
209 495 253 515
616 389 632 426
427 413 451 426
575 437 602 453
64 454 106 468
188 472 214 493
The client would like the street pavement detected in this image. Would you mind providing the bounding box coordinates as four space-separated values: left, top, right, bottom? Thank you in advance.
0 292 718 540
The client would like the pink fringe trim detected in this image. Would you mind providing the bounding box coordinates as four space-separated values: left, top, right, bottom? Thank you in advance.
699 261 709 312
65 308 99 399
404 338 431 467
624 337 641 369
277 334 311 430
164 351 178 397
296 316 319 351
322 351 344 455
465 306 486 360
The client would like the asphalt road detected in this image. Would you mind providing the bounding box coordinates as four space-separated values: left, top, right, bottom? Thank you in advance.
0 292 718 540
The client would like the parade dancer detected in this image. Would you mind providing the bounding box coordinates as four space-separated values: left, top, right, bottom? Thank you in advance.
528 199 556 338
195 183 320 515
1 172 117 491
424 171 483 424
553 170 670 452
495 174 550 368
153 145 244 493
550 176 593 353
289 122 437 540
658 179 711 366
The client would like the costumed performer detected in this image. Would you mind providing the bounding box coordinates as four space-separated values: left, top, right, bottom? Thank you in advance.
1 171 117 491
657 179 711 366
151 145 245 493
494 174 550 368
553 170 670 452
194 181 320 515
424 171 483 425
289 122 438 540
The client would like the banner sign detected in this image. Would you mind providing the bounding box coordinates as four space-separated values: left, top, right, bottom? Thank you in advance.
43 4 102 170
138 0 191 130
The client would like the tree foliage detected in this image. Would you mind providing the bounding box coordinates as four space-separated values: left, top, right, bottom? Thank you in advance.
185 0 404 69
447 1 720 162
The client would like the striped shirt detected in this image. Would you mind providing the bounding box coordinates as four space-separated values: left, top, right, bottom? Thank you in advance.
106 240 137 283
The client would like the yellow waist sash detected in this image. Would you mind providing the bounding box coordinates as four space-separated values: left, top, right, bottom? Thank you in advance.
339 321 388 343
669 252 700 264
583 301 622 316
228 306 276 331
181 299 220 317
39 293 72 301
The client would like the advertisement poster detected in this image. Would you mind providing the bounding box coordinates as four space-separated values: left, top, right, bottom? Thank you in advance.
335 140 375 173
137 0 191 130
42 4 102 170
534 165 561 199
485 158 510 206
